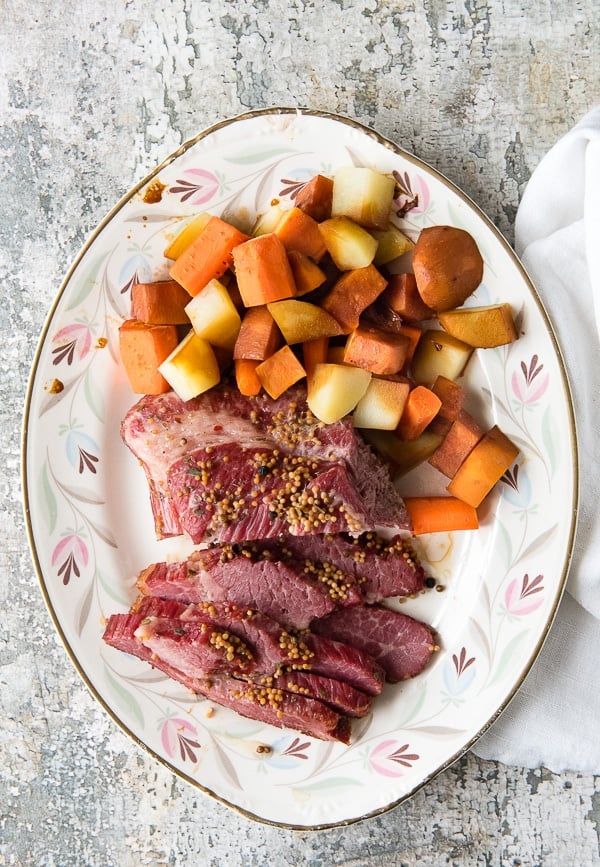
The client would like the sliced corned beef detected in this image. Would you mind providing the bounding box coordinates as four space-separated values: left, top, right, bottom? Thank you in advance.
120 384 409 540
263 532 426 601
130 595 384 696
166 444 373 544
311 604 437 682
137 543 363 629
264 671 372 718
103 613 350 742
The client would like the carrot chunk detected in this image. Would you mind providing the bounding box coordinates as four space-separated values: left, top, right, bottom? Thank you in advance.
118 319 179 394
131 280 192 325
233 306 281 361
287 250 327 295
396 385 442 441
234 358 262 396
232 234 297 307
255 345 306 399
343 326 410 375
446 425 519 507
169 216 250 297
404 496 479 535
274 207 327 261
303 336 329 383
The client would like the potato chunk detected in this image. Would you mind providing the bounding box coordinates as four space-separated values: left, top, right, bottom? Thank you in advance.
438 303 518 348
185 278 242 351
331 166 396 230
318 217 378 270
158 332 221 401
307 363 371 424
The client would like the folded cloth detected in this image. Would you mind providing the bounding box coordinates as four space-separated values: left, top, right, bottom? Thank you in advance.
472 107 600 774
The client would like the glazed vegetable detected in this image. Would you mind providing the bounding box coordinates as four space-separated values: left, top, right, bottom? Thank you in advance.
403 496 479 535
232 233 297 306
169 216 250 297
118 319 179 394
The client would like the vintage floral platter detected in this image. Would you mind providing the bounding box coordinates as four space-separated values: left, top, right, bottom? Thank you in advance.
22 109 577 828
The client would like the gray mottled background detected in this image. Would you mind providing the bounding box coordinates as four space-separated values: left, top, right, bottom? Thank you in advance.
1 1 599 865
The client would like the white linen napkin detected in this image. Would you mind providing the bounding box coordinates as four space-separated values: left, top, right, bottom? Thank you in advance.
472 107 600 774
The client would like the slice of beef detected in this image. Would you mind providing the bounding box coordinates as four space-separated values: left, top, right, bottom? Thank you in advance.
137 543 362 629
131 595 384 696
262 532 426 601
121 384 409 540
167 445 380 544
129 596 372 717
311 604 437 682
263 671 372 718
103 614 350 742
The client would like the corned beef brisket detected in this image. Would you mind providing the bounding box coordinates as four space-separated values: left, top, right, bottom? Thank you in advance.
106 382 439 743
120 384 410 542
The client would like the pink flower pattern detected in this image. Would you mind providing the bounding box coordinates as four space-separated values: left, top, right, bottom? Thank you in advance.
369 740 419 777
51 534 89 586
511 355 549 404
161 717 201 763
170 169 221 205
51 323 92 366
505 573 545 616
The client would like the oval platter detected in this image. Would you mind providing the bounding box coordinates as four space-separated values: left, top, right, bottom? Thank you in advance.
22 108 577 828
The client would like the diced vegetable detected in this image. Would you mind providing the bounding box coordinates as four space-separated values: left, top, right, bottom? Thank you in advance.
234 358 262 396
118 319 179 395
233 306 281 361
131 280 192 325
381 273 435 322
158 331 221 401
371 223 414 266
446 425 519 507
255 345 306 399
396 386 442 441
307 363 371 424
404 496 479 535
164 212 212 260
232 233 297 307
169 216 250 297
396 323 423 367
429 375 466 435
302 336 329 384
428 410 484 477
343 326 410 375
353 377 410 430
185 278 242 350
274 207 327 261
412 225 484 312
438 303 518 348
267 299 343 344
286 250 327 296
294 174 334 221
318 216 378 270
331 166 396 230
321 264 387 332
253 204 286 236
410 329 473 386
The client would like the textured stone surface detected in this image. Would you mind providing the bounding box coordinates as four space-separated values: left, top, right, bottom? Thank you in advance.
1 1 599 864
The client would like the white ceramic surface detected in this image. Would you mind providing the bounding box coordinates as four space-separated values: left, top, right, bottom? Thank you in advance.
23 109 577 828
